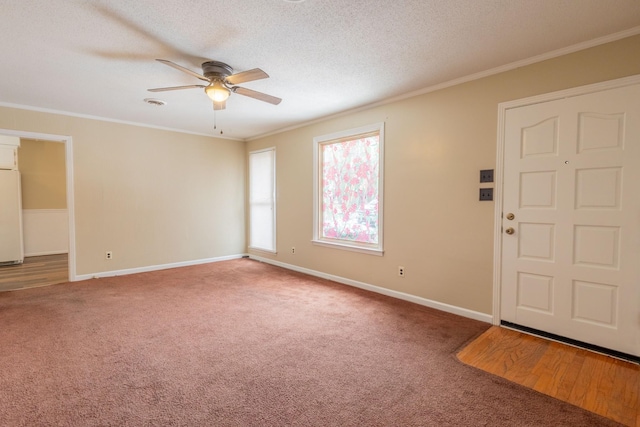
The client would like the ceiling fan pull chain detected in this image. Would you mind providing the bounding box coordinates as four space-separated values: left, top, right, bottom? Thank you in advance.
212 106 224 135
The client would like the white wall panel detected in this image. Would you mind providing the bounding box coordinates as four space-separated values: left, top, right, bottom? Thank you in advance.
22 209 68 256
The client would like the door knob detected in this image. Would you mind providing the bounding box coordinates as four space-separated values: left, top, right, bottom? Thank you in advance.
505 227 515 235
506 213 515 220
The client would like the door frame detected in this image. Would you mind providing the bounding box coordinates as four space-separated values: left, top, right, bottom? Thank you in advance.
492 73 640 325
0 128 77 282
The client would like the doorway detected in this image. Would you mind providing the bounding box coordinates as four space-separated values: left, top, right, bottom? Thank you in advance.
493 75 640 358
0 129 75 290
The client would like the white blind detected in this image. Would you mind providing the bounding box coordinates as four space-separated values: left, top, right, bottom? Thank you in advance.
249 149 275 251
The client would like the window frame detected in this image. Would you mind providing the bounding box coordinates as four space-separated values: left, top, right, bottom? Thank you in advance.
312 122 384 256
248 147 277 253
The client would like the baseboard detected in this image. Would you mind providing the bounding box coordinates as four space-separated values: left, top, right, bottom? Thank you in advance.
25 250 68 257
75 254 245 281
249 255 492 323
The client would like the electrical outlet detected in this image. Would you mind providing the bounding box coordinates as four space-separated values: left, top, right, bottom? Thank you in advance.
291 247 295 254
479 188 493 201
105 251 113 260
398 266 405 277
480 169 494 183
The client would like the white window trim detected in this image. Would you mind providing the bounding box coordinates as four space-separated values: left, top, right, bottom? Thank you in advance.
248 147 277 254
312 122 384 256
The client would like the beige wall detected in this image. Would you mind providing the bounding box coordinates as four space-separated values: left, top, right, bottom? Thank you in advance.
18 139 67 209
0 111 246 276
246 35 640 315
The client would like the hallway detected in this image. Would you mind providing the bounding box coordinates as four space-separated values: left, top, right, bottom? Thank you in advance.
0 254 68 292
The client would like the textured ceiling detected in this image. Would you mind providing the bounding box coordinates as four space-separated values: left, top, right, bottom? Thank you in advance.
1 0 639 140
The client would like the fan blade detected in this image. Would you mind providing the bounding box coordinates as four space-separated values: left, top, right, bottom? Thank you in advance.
213 100 226 111
225 68 269 85
148 85 206 92
156 59 208 82
232 86 282 105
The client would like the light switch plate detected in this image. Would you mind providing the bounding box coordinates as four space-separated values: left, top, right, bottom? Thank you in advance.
480 169 494 183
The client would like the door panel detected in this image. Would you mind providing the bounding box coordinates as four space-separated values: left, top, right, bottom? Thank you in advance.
501 83 639 356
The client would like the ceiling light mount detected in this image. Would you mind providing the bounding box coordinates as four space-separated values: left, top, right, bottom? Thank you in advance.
202 61 233 79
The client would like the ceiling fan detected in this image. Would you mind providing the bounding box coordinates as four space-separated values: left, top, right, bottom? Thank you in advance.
148 59 282 110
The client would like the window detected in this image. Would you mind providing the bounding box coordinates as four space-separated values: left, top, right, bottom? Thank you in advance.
249 148 276 252
313 122 384 255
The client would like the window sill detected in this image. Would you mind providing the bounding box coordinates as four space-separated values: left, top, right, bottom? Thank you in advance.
311 239 383 256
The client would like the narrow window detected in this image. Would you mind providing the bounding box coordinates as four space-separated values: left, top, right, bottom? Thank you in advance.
249 148 276 252
313 123 384 255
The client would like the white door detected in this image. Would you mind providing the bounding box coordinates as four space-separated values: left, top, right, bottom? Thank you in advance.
501 83 640 357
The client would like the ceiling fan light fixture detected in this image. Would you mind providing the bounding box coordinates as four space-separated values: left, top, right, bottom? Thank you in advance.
205 80 230 103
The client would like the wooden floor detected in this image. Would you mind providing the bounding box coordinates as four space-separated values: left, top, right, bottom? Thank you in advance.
0 254 68 292
458 326 639 426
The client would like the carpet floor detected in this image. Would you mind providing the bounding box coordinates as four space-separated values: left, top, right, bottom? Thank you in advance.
0 259 621 426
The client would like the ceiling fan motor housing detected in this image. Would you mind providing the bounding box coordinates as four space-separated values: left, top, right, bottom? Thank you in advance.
202 61 233 80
